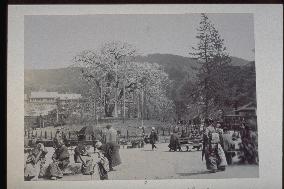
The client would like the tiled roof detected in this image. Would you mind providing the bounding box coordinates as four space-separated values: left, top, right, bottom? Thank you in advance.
58 93 82 100
30 91 59 99
30 91 82 100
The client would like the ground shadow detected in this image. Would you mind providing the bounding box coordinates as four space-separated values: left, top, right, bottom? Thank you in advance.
176 170 211 176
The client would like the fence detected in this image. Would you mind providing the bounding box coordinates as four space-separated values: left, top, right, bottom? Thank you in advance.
24 124 197 147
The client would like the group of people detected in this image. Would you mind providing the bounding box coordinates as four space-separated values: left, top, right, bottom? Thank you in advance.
168 125 203 152
24 124 121 181
202 119 258 173
167 118 258 173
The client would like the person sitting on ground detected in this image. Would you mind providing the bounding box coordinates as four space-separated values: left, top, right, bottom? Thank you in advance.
48 139 70 180
29 135 38 148
74 134 89 163
94 141 110 180
24 143 48 181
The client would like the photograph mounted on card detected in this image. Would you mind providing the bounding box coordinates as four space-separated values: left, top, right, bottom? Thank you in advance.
23 13 258 180
7 4 283 189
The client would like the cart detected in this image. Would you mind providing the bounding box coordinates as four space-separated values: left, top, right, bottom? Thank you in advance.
178 137 203 152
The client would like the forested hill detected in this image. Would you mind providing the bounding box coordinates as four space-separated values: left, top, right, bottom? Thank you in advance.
24 53 251 95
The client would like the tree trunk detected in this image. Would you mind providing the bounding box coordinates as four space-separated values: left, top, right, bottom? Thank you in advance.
105 103 115 117
123 81 126 123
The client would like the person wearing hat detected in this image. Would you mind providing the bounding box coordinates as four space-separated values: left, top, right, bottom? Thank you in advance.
149 127 158 150
202 118 227 173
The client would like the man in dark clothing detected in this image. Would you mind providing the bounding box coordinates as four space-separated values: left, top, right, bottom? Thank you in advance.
240 125 257 164
49 139 70 180
149 127 158 150
103 125 121 171
74 134 89 163
222 127 233 165
168 132 181 151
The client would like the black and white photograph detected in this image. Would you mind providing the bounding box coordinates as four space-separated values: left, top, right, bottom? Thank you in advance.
23 13 260 181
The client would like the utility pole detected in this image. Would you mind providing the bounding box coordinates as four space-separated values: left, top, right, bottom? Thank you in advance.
136 91 140 127
123 80 126 123
93 99 96 135
141 89 144 127
56 109 59 122
100 81 103 118
114 62 118 118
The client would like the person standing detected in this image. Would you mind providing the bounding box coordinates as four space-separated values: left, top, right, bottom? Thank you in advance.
149 127 158 150
222 127 233 165
104 125 121 171
240 125 257 164
202 118 227 173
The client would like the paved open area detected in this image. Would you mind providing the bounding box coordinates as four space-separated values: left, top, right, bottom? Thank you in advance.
36 143 258 180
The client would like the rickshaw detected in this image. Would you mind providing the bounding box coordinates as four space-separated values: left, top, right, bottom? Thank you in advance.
178 136 203 152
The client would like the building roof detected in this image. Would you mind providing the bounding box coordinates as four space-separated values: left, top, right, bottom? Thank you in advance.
58 93 82 100
30 91 59 99
30 91 82 100
234 102 256 112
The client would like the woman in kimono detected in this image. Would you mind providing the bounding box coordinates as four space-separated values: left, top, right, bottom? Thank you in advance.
202 118 227 173
48 139 70 180
24 143 47 181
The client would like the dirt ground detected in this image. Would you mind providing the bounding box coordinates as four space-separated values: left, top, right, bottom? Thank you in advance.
35 143 258 181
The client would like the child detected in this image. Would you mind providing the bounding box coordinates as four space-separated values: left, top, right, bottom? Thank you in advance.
24 143 47 181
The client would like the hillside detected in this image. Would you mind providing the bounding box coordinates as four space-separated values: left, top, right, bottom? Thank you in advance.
24 67 91 95
24 54 251 95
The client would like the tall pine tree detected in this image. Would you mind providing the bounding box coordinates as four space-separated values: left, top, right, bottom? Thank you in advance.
190 13 231 119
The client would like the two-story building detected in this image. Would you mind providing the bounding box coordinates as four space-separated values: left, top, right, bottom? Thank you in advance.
24 91 83 129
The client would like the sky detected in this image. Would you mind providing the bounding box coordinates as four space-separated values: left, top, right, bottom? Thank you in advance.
25 14 254 69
